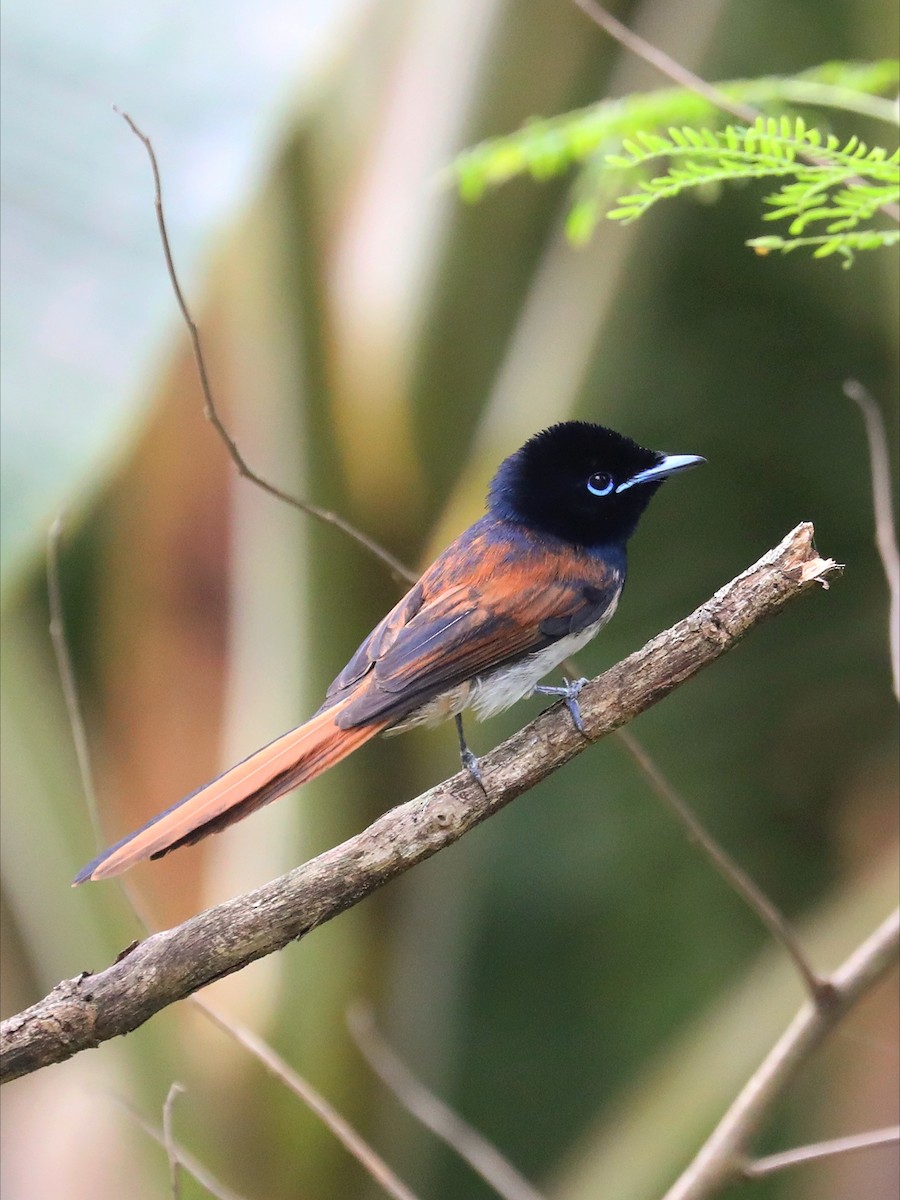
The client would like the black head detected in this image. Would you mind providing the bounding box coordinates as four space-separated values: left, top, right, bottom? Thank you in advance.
488 421 704 548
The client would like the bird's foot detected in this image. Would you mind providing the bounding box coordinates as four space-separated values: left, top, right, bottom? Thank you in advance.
534 677 589 736
455 714 486 792
460 746 486 790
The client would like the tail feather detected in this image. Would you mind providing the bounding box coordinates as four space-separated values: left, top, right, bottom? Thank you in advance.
74 704 386 884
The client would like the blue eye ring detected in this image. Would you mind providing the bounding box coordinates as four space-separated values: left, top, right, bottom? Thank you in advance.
587 471 615 496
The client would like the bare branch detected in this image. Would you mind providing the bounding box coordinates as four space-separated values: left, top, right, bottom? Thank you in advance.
191 998 419 1200
571 0 757 123
347 1003 545 1200
47 513 102 844
616 728 830 1003
844 379 900 702
115 109 416 586
162 1082 186 1200
739 1124 900 1179
662 907 900 1200
48 512 158 936
115 1095 249 1200
0 524 839 1084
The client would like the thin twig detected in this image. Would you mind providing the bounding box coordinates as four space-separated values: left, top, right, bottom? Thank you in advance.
571 0 900 222
662 907 900 1200
48 513 156 934
347 1003 545 1200
0 524 840 1082
616 728 830 1004
162 1082 186 1200
114 109 415 586
571 0 757 123
47 513 102 844
739 1124 900 1179
844 379 900 702
191 997 420 1200
114 1095 248 1200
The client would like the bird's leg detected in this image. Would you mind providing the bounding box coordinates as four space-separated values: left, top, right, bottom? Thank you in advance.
455 714 486 790
533 677 590 736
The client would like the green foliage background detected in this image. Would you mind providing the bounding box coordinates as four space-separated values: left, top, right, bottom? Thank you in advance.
1 1 897 1199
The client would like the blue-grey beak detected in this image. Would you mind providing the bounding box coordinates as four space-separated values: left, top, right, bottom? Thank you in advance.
616 453 706 493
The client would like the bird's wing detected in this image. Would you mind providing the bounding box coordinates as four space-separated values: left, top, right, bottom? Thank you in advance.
326 527 622 728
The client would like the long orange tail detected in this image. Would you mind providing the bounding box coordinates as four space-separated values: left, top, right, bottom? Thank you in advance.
74 702 386 883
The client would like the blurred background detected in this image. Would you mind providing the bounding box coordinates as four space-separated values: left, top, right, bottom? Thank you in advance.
1 1 897 1198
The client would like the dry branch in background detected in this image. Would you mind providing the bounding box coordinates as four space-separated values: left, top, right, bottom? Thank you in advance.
616 728 829 1002
0 523 838 1084
191 998 420 1200
738 1124 900 1180
663 907 900 1200
843 379 900 702
115 1095 248 1200
162 1082 186 1200
347 1003 545 1200
117 109 416 587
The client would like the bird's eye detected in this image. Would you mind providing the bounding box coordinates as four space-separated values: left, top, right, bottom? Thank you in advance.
586 472 614 496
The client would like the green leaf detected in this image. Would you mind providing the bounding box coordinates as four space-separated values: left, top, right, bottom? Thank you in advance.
746 228 900 264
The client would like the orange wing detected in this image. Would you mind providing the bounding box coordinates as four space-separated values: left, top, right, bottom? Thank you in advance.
324 517 623 728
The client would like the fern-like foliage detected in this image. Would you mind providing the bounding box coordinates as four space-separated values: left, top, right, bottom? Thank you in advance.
602 117 899 264
451 61 898 197
450 60 900 266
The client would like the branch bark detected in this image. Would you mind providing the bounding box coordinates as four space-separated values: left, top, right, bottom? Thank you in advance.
0 523 838 1085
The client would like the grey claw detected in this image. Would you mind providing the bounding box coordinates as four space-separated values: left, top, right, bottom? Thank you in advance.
460 749 486 792
455 713 487 792
535 677 589 737
565 695 585 735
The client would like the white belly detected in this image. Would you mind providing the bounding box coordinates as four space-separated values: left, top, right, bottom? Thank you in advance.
387 594 619 733
470 605 616 719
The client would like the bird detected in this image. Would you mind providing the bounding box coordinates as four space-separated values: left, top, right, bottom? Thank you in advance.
74 421 703 883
